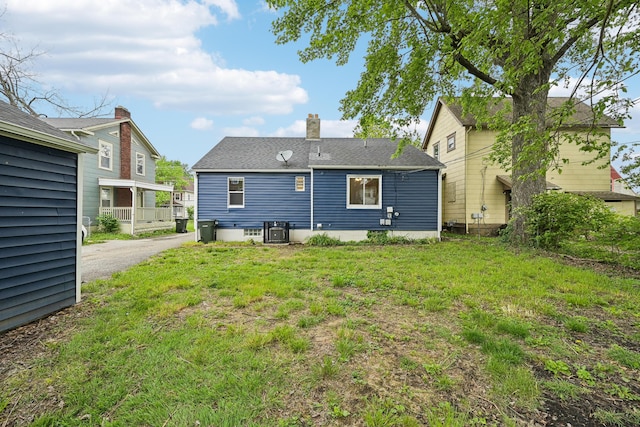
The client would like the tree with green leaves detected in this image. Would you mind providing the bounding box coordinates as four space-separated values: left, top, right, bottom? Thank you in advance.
155 157 192 206
268 0 640 243
614 142 640 192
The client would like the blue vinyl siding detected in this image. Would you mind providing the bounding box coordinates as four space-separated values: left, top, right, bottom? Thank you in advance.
313 169 439 231
197 172 311 230
0 137 78 333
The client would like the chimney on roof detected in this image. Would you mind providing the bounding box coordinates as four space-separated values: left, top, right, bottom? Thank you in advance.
115 106 131 119
306 113 320 140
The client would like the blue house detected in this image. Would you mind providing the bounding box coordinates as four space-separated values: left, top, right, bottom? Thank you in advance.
0 101 96 333
193 115 445 243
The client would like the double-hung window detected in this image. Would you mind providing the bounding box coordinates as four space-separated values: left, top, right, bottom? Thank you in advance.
136 152 145 176
98 141 113 171
447 133 456 152
228 177 244 208
347 175 382 209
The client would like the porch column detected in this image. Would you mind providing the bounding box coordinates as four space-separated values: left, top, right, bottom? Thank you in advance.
130 186 136 235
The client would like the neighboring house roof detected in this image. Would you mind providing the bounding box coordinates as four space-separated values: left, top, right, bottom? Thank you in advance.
0 100 96 154
42 115 161 158
423 97 622 149
194 137 444 171
496 175 562 191
569 190 640 201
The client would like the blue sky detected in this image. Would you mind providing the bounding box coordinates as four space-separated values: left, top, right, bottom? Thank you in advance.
3 0 639 172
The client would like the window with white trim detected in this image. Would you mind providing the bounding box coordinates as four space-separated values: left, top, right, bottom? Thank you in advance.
295 176 305 191
136 152 145 176
98 140 113 171
433 142 440 160
228 177 244 208
100 187 112 208
347 175 382 209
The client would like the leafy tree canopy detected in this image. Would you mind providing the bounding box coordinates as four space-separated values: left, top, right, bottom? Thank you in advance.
268 0 640 242
155 156 192 206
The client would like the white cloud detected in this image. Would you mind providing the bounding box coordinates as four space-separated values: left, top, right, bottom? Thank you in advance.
270 118 357 138
205 0 241 20
191 117 214 130
243 116 265 126
3 0 307 116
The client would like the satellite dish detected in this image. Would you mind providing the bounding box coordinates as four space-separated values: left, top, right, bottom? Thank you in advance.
276 150 293 164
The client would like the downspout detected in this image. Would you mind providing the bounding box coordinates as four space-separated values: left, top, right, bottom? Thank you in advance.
130 186 136 235
464 126 471 234
194 173 199 242
310 168 314 233
437 168 442 240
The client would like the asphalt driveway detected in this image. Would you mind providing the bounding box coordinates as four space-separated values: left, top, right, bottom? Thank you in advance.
81 232 195 283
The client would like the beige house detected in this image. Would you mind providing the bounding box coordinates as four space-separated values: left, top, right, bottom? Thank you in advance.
422 97 637 235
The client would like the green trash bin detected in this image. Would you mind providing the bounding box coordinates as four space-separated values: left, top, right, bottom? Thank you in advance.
175 218 188 233
198 219 217 243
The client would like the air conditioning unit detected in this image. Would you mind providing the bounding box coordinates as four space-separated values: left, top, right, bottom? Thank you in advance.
263 221 290 244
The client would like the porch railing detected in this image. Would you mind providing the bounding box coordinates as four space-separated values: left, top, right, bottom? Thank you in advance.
100 207 172 222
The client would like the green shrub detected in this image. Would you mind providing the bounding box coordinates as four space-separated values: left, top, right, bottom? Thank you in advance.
524 192 615 249
96 214 120 233
306 233 343 246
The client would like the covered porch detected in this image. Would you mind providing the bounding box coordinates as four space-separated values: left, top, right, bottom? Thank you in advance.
98 178 175 235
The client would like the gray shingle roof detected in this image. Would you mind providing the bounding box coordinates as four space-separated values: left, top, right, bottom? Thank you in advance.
41 117 115 130
446 97 621 128
0 100 86 144
193 137 444 171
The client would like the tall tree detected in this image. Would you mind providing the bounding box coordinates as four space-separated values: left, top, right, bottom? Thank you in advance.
155 157 192 206
268 0 640 242
0 29 109 117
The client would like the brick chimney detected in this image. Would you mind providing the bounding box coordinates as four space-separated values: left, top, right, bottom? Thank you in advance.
306 114 320 140
116 106 132 179
115 106 131 119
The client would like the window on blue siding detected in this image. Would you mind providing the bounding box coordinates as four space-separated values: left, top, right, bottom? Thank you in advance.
295 176 305 191
347 175 381 209
228 177 244 208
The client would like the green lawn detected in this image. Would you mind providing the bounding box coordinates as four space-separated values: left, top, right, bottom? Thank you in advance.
2 239 639 426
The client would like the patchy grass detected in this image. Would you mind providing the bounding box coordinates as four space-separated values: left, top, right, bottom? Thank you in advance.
84 223 191 245
1 239 640 426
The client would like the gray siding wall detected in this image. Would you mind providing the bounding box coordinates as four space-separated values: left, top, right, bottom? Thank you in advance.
197 172 311 230
0 137 79 333
77 126 159 222
79 127 121 221
312 169 439 231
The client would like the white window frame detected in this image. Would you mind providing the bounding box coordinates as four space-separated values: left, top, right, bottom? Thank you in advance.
228 177 245 208
98 140 113 171
347 174 382 209
295 176 305 192
433 142 440 160
100 187 113 208
136 152 145 176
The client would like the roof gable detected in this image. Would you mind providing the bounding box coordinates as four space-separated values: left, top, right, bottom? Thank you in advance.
43 116 161 158
442 97 621 128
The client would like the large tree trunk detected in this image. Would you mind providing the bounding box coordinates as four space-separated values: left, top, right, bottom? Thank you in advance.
509 81 551 244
